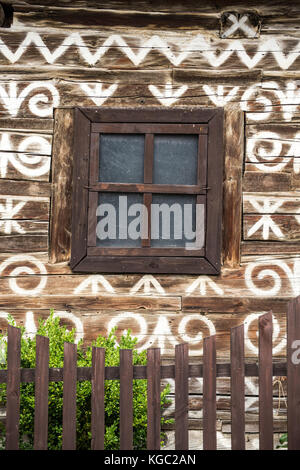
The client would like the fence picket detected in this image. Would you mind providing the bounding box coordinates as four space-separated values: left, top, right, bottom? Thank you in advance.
91 347 105 450
287 296 300 450
259 312 273 450
230 324 245 450
34 335 49 450
6 325 21 450
203 335 216 450
147 348 161 450
62 342 77 450
120 349 133 450
175 343 189 450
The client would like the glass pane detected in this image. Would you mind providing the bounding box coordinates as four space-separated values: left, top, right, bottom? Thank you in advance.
96 193 144 247
151 194 202 248
99 134 144 183
153 135 198 185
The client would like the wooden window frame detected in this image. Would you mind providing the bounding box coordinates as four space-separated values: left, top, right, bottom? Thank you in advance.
68 107 224 274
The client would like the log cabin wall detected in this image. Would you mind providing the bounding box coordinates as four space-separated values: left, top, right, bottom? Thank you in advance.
0 0 299 448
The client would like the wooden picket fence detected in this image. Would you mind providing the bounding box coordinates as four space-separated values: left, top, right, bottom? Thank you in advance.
1 296 300 450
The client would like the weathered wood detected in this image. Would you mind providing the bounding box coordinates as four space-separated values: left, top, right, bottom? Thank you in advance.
175 343 189 450
287 296 300 450
244 215 300 241
49 108 74 263
0 179 51 197
120 349 133 450
70 108 90 269
147 348 161 450
91 347 105 450
203 335 216 450
5 325 21 450
34 335 49 450
259 312 273 450
230 324 245 450
243 172 292 192
0 234 48 252
223 103 244 268
0 360 288 385
62 342 77 450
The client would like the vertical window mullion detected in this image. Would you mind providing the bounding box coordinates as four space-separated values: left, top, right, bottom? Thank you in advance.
87 191 98 247
197 133 208 189
142 133 154 247
90 133 100 185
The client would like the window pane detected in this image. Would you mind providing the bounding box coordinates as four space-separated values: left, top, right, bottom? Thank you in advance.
99 134 144 183
153 135 198 185
151 194 201 248
96 192 144 247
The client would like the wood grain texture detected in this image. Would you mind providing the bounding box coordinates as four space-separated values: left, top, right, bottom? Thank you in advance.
5 325 21 450
147 348 161 450
120 349 133 450
175 343 189 450
62 342 77 450
287 296 300 450
230 324 245 450
222 103 244 268
259 311 273 450
49 108 74 263
34 335 49 450
91 347 105 450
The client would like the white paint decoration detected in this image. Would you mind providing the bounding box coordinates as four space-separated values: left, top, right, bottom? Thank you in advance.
247 130 300 174
0 197 26 234
0 254 47 295
148 82 188 106
107 311 215 355
185 276 224 296
221 13 258 38
130 275 165 295
79 82 118 106
74 275 115 294
246 198 285 240
0 32 300 70
0 132 51 178
0 81 59 117
245 258 300 297
53 311 84 343
203 85 240 106
244 312 286 355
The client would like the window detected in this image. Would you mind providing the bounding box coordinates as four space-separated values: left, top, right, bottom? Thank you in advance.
70 108 223 274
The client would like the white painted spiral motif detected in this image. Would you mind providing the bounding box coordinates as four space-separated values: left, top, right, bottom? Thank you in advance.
0 254 47 295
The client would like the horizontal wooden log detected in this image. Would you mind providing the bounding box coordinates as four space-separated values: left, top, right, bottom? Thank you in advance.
243 172 292 192
0 131 52 154
0 180 51 197
0 220 48 235
0 154 50 181
12 0 300 16
0 196 49 220
243 193 300 214
0 118 53 132
241 241 300 255
0 308 287 357
244 214 300 241
0 235 48 252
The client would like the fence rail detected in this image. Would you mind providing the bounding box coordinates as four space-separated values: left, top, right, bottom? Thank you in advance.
2 295 300 450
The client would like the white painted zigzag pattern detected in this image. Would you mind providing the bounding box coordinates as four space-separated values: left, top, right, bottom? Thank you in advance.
0 32 299 69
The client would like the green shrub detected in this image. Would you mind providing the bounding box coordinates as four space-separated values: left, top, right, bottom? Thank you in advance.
276 433 287 449
0 311 172 450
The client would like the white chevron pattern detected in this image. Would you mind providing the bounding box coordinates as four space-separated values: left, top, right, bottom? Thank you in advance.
0 32 299 70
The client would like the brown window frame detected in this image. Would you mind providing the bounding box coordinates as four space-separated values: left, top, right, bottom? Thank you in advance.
70 107 224 274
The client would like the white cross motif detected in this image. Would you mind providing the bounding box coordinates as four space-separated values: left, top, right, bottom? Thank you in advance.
221 13 258 39
0 197 26 234
246 197 285 240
